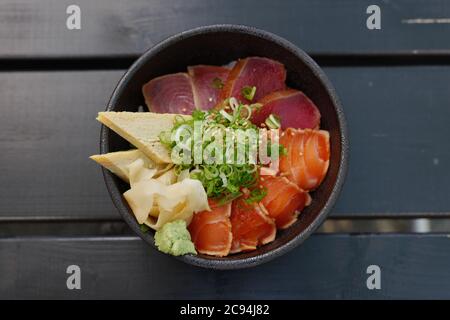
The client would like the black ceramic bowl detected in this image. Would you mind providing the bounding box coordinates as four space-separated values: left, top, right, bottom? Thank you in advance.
101 24 348 269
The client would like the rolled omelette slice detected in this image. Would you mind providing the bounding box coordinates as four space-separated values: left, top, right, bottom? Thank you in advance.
96 111 191 163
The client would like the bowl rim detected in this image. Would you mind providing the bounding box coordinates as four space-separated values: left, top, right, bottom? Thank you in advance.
100 24 348 270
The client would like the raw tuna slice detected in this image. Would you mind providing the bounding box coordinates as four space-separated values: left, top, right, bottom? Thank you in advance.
279 128 330 191
188 201 232 257
219 57 286 104
259 176 311 229
252 89 321 129
230 199 276 253
188 65 230 110
142 73 195 114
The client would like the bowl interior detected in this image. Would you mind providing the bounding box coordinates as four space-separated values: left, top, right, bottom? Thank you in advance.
103 26 346 269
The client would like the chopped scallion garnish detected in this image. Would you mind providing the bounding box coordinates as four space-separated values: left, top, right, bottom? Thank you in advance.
212 77 224 89
140 224 150 233
241 86 257 101
158 97 270 202
279 144 288 156
217 191 243 205
158 130 173 147
245 187 267 204
265 114 281 129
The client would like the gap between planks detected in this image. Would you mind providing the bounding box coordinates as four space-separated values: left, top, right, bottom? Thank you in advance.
3 52 450 72
2 218 450 237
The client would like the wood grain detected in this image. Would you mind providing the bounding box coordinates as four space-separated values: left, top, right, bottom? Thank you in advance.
0 71 122 220
0 66 449 220
0 0 450 58
327 66 450 216
1 234 450 299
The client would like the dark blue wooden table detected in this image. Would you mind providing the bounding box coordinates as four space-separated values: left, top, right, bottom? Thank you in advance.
1 0 450 299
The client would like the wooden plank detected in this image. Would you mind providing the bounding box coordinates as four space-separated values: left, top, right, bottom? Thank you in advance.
0 70 122 220
327 66 450 217
1 0 450 58
0 66 449 220
1 234 450 299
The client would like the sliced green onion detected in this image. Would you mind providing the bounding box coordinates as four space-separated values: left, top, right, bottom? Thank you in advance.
140 224 150 233
219 172 228 187
219 165 233 176
158 130 172 146
244 164 258 173
212 77 224 89
265 114 281 129
174 114 187 126
241 104 252 120
250 103 263 112
203 166 219 179
192 109 206 121
229 97 239 110
217 191 243 205
219 109 234 122
241 86 256 101
245 187 267 204
173 124 192 142
226 184 239 193
279 144 288 156
190 167 202 176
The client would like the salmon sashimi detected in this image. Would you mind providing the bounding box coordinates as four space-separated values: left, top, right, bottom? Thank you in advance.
230 199 276 253
188 201 232 257
259 176 311 229
280 128 330 191
142 73 195 114
188 65 230 110
252 89 321 129
219 57 286 103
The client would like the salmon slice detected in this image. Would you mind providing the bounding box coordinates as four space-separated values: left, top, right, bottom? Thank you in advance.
230 199 276 253
279 128 294 177
304 130 330 179
142 73 195 114
291 128 317 190
251 89 321 129
188 65 230 110
280 128 330 191
219 57 286 103
188 201 232 257
260 176 311 229
280 128 313 188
